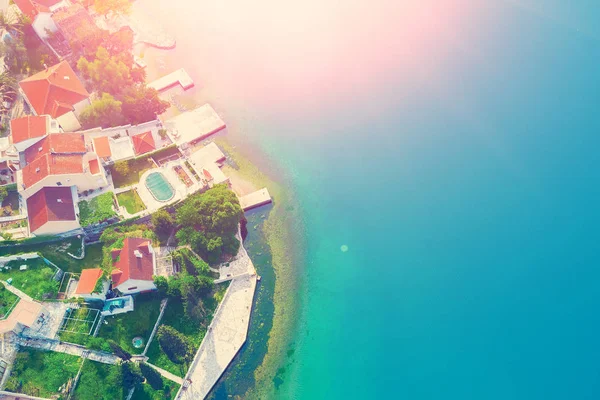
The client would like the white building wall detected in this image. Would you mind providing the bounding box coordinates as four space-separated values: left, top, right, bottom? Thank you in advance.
31 219 80 236
32 12 58 40
18 169 108 199
115 279 156 295
80 281 109 301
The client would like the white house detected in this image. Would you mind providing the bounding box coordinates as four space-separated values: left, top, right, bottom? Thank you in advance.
110 238 157 295
16 133 107 199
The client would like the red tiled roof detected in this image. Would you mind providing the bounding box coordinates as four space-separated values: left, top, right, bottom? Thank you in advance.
24 133 86 164
75 268 103 294
22 153 84 188
88 159 100 175
19 61 89 119
26 186 76 233
92 136 112 158
9 116 49 144
111 238 154 287
13 0 63 20
132 131 156 156
52 4 100 45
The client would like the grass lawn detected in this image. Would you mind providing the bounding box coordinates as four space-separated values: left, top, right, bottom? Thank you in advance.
110 158 154 188
0 237 104 273
146 284 227 377
59 307 102 342
4 348 81 398
117 189 147 214
0 257 59 300
78 192 117 227
73 361 125 400
0 285 19 319
1 191 20 215
97 293 163 355
132 375 180 400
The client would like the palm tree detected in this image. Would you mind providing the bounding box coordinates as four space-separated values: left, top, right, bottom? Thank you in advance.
0 72 17 111
0 11 24 36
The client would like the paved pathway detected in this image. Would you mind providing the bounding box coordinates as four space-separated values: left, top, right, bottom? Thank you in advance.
146 362 184 385
1 281 34 302
16 337 118 364
143 298 168 355
175 254 258 400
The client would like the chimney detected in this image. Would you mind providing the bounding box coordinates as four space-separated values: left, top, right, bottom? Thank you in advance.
57 199 63 203
43 63 48 70
134 250 143 258
35 167 40 173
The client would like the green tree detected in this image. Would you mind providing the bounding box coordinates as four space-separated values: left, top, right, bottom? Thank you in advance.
156 325 192 364
175 185 243 264
77 46 132 95
153 275 168 295
0 186 7 203
139 363 163 390
114 160 130 176
121 362 143 390
151 209 174 242
94 0 132 18
79 93 124 129
109 340 132 361
121 85 169 125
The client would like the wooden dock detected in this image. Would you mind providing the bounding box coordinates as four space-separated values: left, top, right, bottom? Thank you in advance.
239 188 272 211
147 68 194 92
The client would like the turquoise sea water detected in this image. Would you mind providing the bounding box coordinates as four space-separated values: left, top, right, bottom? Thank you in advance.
142 0 600 398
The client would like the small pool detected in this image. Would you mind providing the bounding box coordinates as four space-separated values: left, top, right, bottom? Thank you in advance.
145 172 175 202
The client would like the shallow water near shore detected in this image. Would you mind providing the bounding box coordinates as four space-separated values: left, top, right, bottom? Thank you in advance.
138 0 600 398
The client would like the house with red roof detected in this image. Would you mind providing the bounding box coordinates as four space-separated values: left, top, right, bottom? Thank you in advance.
16 133 107 199
19 61 90 132
8 115 61 152
131 131 156 156
110 238 157 295
25 186 79 235
75 268 109 301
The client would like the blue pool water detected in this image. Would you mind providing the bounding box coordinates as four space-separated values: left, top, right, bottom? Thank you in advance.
145 172 175 202
142 0 600 398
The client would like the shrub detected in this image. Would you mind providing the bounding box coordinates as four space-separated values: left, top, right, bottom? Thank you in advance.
114 161 130 176
139 362 163 390
109 340 132 361
156 325 192 364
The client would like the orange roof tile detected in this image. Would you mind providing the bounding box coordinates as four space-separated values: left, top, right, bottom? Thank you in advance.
24 133 86 164
111 238 154 287
9 116 49 145
132 131 156 156
12 0 63 20
88 158 100 175
22 153 84 188
19 61 89 119
92 136 112 158
26 186 76 233
75 268 103 295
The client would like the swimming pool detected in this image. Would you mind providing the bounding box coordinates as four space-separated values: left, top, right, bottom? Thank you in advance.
145 172 175 202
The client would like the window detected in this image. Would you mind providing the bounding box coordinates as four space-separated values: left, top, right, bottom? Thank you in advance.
127 287 138 291
56 182 62 186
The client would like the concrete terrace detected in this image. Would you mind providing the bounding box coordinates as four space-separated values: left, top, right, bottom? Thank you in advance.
148 68 194 92
239 188 272 211
176 237 258 400
164 105 226 149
